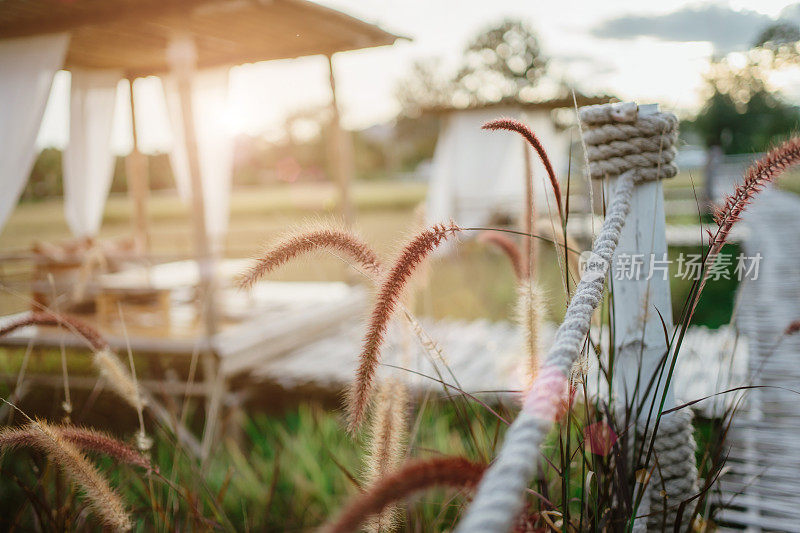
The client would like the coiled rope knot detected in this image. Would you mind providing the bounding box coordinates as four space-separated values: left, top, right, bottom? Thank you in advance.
639 409 699 531
579 102 679 183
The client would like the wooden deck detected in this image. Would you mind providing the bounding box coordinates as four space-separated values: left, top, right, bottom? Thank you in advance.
0 278 367 372
249 316 747 413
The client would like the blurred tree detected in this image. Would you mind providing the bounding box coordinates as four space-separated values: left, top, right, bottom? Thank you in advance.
395 58 457 116
395 19 548 115
453 19 547 105
685 35 800 154
754 21 800 63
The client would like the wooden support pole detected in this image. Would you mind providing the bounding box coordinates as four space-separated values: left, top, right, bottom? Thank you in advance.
167 35 223 463
167 35 218 338
608 104 676 421
125 77 151 254
326 54 355 226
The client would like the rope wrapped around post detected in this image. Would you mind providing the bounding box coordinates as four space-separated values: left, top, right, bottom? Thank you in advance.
454 102 680 533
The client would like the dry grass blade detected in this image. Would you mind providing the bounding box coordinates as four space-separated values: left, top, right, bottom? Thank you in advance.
0 420 133 531
347 222 460 433
321 456 486 533
239 223 382 288
483 118 563 220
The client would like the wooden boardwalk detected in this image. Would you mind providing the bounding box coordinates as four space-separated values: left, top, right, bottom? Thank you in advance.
718 188 800 532
250 315 747 414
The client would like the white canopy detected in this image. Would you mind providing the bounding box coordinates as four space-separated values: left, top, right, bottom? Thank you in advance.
63 68 121 237
0 35 234 248
426 106 571 229
0 33 69 232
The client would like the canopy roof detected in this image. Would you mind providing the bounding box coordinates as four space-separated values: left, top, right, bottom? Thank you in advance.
0 0 403 76
423 93 614 115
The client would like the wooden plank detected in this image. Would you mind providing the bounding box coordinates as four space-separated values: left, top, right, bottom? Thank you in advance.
217 286 367 376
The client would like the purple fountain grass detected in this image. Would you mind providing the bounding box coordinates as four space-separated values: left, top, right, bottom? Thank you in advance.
0 420 132 531
784 319 800 336
479 231 525 281
0 312 146 416
692 137 800 320
321 456 486 533
362 380 408 532
482 118 563 220
239 223 383 288
712 137 800 249
347 221 460 433
0 311 108 351
1 423 152 471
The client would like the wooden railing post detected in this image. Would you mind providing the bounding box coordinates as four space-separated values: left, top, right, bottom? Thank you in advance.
608 103 676 421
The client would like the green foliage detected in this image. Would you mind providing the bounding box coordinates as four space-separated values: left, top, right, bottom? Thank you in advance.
684 59 800 154
0 400 506 531
396 18 549 114
454 20 548 103
23 147 62 202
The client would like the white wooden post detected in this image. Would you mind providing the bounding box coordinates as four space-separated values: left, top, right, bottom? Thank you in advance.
609 104 676 421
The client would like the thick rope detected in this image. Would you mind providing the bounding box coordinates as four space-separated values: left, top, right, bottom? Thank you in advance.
580 102 679 182
455 103 682 533
642 410 698 531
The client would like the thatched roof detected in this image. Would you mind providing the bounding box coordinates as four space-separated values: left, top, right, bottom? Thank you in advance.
0 0 404 76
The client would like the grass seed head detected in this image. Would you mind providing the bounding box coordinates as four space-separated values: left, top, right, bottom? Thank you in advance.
347 221 460 433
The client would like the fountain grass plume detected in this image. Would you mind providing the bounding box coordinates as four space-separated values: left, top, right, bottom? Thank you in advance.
0 311 108 351
516 281 545 384
362 380 408 532
92 349 147 412
691 137 800 321
0 312 147 417
239 222 382 288
480 231 525 281
713 137 800 249
321 456 486 533
785 319 800 336
1 423 151 471
0 420 132 531
482 118 563 220
347 221 460 433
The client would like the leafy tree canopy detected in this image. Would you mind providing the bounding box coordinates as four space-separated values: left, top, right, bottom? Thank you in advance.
686 27 800 154
396 19 550 115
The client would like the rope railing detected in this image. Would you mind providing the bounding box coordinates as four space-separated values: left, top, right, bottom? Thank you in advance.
455 102 688 533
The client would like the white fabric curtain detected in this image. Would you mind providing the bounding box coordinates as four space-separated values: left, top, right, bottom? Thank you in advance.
0 33 69 233
63 69 121 237
164 67 233 248
425 107 571 229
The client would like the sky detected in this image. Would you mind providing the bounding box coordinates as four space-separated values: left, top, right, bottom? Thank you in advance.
36 0 800 154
